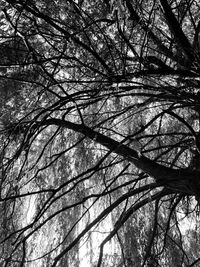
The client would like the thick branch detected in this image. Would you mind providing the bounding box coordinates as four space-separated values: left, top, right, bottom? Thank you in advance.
42 118 200 195
159 0 194 61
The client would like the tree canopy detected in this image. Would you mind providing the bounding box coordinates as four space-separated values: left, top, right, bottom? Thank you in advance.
1 0 200 266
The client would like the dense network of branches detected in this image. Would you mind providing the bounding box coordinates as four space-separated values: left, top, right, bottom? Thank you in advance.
1 0 200 266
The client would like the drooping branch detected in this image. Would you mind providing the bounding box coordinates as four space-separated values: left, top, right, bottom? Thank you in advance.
51 182 161 267
96 189 169 267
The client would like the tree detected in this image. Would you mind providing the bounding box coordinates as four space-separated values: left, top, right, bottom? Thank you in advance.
0 0 200 266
